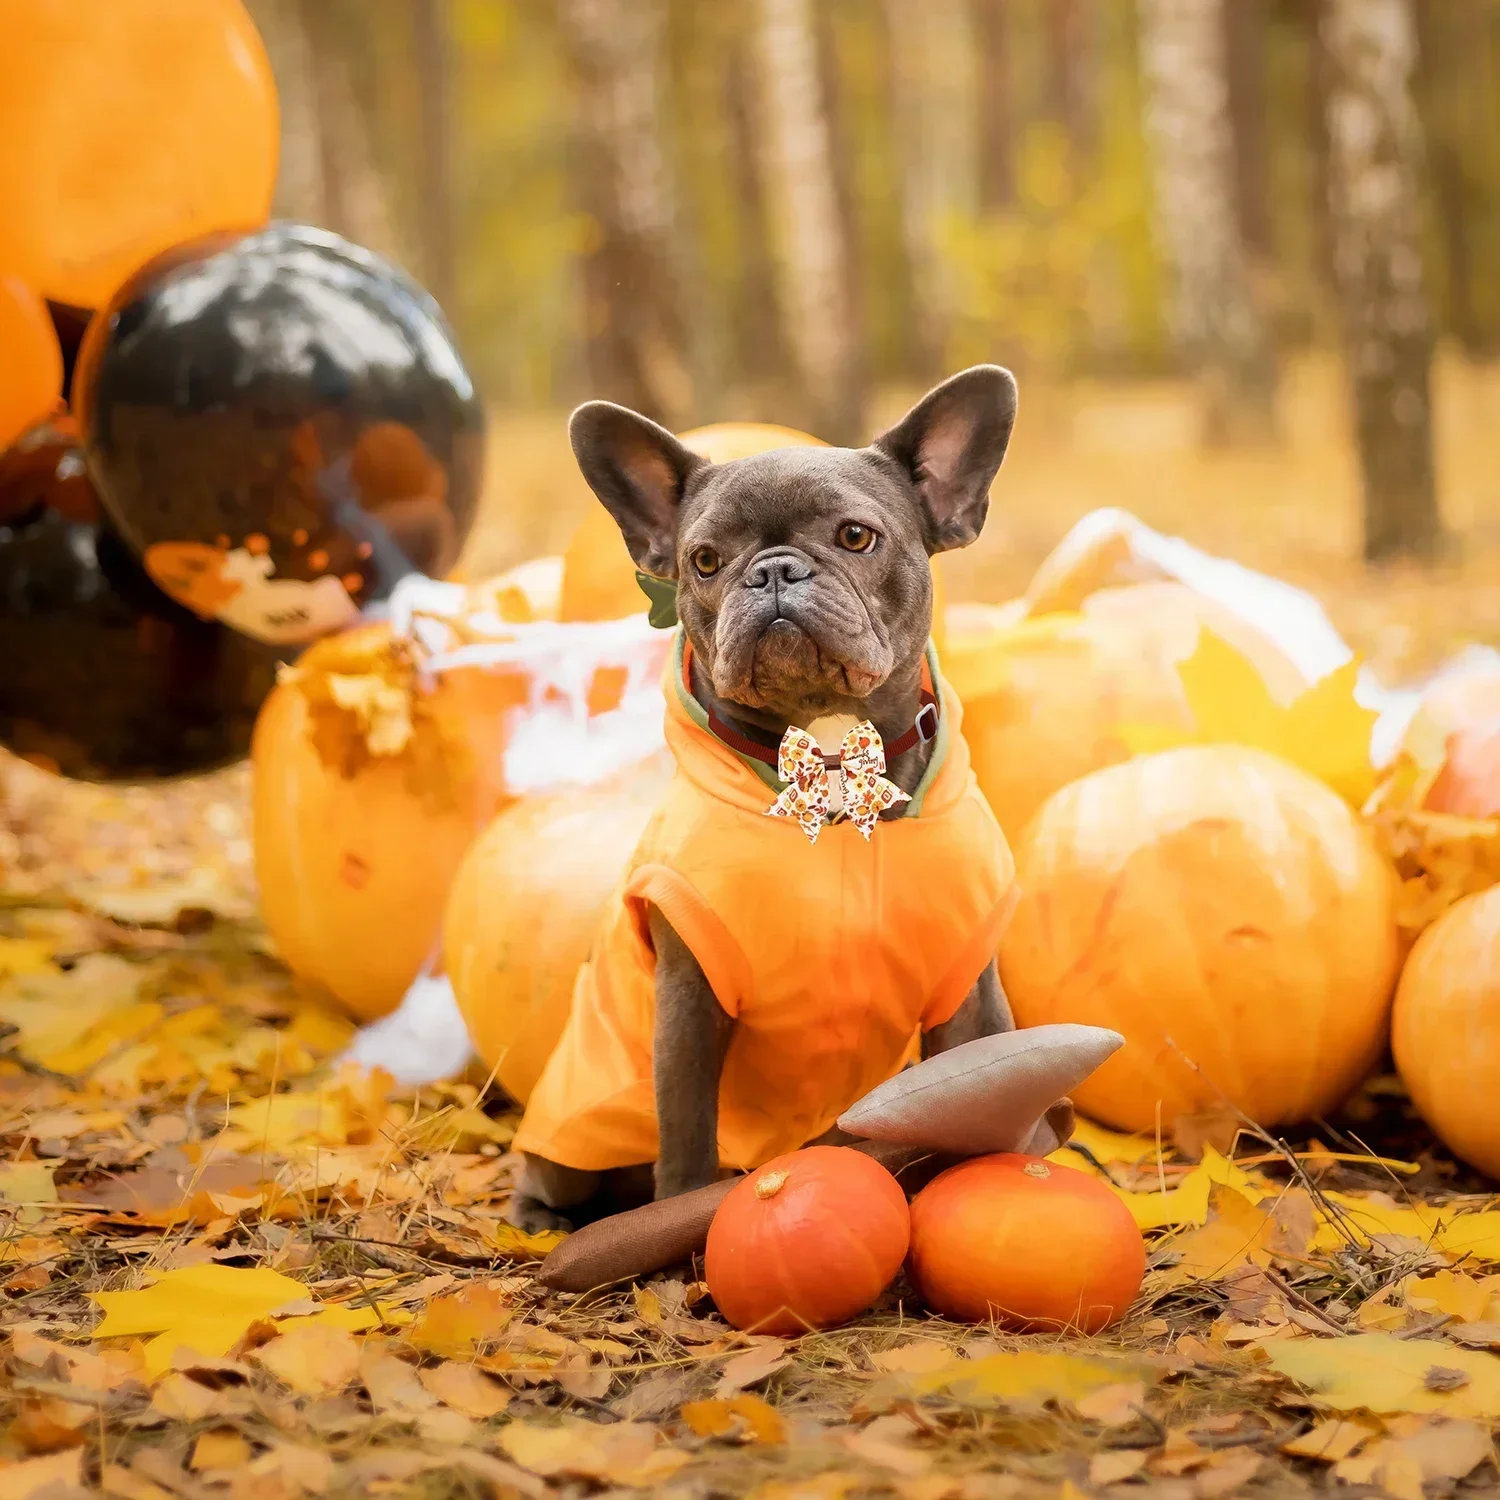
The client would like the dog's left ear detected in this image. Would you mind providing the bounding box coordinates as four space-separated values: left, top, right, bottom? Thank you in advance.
569 401 704 579
872 365 1017 554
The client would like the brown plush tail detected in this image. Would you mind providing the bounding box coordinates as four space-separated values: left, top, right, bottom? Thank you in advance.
535 1140 932 1293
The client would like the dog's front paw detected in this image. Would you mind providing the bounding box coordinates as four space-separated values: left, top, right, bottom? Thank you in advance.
506 1194 576 1236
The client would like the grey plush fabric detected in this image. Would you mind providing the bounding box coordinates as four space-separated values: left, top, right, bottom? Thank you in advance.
836 1024 1124 1156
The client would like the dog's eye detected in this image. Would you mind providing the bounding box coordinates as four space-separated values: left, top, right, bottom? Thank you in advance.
837 522 877 554
691 546 721 577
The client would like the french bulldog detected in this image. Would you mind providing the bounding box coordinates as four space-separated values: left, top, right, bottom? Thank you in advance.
510 365 1020 1231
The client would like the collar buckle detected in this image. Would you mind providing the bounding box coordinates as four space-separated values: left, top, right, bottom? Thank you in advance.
916 701 939 744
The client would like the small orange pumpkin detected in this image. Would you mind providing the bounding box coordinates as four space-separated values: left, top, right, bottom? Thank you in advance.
907 1154 1144 1331
705 1147 910 1335
1393 885 1500 1178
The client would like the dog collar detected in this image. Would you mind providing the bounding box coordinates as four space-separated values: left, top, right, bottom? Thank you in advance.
705 685 939 771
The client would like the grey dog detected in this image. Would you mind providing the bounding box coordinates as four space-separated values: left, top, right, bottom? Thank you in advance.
509 365 1020 1232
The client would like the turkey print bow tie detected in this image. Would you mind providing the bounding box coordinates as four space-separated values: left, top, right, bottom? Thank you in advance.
766 722 911 844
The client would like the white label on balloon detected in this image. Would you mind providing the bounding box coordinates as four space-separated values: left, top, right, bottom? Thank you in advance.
143 542 360 645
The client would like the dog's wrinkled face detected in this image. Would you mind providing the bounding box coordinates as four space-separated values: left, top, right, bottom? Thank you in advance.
570 366 1017 723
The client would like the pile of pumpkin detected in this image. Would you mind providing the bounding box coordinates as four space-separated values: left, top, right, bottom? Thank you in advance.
245 423 1500 1333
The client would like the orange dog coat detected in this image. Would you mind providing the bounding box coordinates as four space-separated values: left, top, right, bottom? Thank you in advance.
512 632 1018 1173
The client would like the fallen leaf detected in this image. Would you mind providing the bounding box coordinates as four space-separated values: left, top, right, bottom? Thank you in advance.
499 1416 692 1486
747 1475 859 1500
151 1372 229 1422
716 1340 791 1397
1407 1269 1491 1324
0 1448 82 1498
100 1462 176 1500
1194 1451 1262 1497
1449 1322 1500 1349
1074 1380 1146 1427
417 1360 512 1418
682 1395 786 1444
897 1350 1150 1411
408 1282 511 1357
191 1428 252 1470
1281 1416 1378 1461
1089 1449 1149 1485
244 1442 335 1497
253 1323 361 1395
9 1396 93 1454
488 1221 567 1259
1338 1415 1491 1489
870 1342 956 1375
838 1414 932 1476
1267 1333 1500 1417
359 1346 437 1414
90 1263 308 1379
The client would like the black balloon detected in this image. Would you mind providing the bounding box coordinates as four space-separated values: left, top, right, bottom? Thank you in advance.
74 225 485 648
0 419 282 781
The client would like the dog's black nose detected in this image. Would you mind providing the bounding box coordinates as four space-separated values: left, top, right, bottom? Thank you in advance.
743 549 814 591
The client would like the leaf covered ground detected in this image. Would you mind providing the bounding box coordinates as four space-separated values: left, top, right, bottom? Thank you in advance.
4 758 1500 1500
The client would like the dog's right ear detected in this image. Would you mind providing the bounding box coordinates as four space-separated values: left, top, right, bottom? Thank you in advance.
568 402 704 579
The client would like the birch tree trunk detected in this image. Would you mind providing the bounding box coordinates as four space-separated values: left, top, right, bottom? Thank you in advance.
1321 0 1442 562
753 0 864 442
1138 0 1277 443
884 0 977 378
557 0 693 428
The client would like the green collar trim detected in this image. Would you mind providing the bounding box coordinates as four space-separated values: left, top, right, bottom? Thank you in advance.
670 629 949 815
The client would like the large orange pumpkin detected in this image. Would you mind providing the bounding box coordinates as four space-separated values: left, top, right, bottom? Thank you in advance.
704 1147 910 1335
945 583 1305 842
1393 885 1500 1178
907 1154 1144 1330
998 746 1399 1133
445 752 672 1103
252 624 520 1022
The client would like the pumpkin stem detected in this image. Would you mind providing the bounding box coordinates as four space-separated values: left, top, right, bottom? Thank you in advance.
754 1169 789 1200
1023 1162 1051 1179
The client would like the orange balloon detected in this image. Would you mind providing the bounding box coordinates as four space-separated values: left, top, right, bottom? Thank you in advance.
0 0 279 309
0 277 63 451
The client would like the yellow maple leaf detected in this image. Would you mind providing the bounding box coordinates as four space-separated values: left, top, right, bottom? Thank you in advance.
896 1349 1150 1410
1107 1147 1270 1231
1121 630 1377 804
1406 1271 1493 1325
90 1264 308 1379
1266 1334 1500 1418
489 1221 567 1260
408 1282 512 1357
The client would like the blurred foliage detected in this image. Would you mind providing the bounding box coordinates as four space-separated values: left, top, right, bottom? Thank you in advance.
261 0 1500 416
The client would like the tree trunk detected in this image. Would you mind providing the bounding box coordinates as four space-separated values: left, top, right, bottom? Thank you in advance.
1320 0 1442 562
883 0 977 379
753 0 864 441
1044 0 1095 164
1222 0 1272 260
970 0 1014 211
1138 0 1278 443
411 0 457 316
557 0 693 428
724 25 788 386
1412 0 1492 356
289 0 404 263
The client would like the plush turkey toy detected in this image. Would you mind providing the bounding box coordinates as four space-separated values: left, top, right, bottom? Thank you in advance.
536 1022 1123 1291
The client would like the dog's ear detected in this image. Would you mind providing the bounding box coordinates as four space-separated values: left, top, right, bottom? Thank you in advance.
569 402 704 579
872 365 1017 553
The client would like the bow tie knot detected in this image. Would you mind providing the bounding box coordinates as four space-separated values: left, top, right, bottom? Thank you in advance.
766 721 911 843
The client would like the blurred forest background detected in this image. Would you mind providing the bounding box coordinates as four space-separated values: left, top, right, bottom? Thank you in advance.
241 0 1500 681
